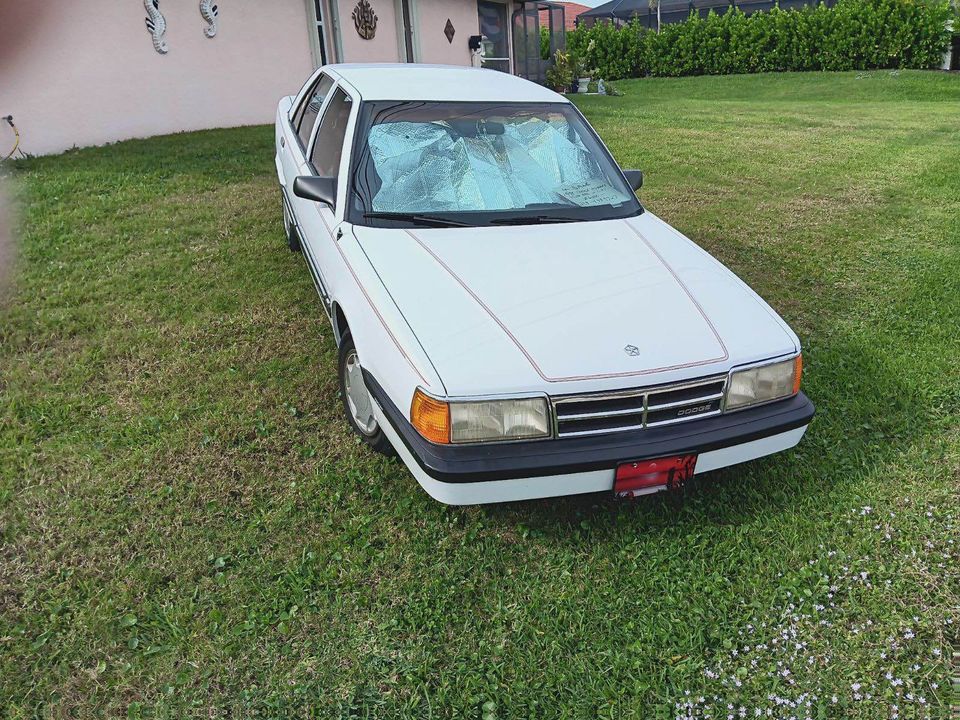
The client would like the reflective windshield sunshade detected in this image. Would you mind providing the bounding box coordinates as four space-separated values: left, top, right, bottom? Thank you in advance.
349 101 641 225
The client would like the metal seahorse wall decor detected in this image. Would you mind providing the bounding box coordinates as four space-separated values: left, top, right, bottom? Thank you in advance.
144 0 168 54
200 0 219 38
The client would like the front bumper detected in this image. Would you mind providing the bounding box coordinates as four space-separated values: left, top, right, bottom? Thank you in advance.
365 372 814 505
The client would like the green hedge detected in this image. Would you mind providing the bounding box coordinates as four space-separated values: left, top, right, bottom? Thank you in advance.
566 0 953 80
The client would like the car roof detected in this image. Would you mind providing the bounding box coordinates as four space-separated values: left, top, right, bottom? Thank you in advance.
323 64 569 103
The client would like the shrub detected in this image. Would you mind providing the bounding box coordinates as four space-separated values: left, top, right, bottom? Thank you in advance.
569 18 648 79
565 0 951 80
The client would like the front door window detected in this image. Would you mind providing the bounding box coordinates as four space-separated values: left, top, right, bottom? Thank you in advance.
477 0 509 73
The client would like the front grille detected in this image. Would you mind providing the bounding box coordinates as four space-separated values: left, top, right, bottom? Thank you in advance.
552 376 726 438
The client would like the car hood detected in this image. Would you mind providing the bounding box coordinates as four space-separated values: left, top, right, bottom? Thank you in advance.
353 213 798 396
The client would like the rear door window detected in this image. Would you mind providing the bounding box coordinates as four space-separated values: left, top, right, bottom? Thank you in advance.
293 75 335 150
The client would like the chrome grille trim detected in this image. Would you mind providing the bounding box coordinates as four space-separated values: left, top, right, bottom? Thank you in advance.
552 376 727 438
560 406 649 421
645 409 723 428
558 422 647 438
646 392 724 411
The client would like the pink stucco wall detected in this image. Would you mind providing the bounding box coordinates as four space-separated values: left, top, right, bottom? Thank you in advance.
415 0 476 66
332 0 403 62
0 0 315 156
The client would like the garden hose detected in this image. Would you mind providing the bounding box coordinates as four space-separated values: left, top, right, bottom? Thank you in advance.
2 116 20 162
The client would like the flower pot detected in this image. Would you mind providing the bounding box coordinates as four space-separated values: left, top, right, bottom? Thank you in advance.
577 77 591 93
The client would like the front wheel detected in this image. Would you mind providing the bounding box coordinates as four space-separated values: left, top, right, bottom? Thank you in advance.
338 334 394 456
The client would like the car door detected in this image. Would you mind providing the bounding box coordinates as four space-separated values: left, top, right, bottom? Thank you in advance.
278 75 338 310
293 85 356 317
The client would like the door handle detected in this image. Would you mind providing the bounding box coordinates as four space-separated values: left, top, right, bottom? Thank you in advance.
280 136 285 148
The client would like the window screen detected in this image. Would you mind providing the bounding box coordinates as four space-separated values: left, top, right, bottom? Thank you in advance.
310 88 352 181
295 75 334 150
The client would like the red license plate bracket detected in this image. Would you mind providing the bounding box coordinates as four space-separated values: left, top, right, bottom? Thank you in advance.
614 454 698 498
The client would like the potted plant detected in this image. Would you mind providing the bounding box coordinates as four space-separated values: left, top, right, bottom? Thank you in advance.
575 41 596 93
545 50 573 93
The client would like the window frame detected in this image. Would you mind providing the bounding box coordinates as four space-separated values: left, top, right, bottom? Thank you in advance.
305 83 357 211
290 72 335 155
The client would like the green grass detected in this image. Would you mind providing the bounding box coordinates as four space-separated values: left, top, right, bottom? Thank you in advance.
1 70 958 718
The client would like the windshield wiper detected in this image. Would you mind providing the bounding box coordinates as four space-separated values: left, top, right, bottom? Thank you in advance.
488 215 578 226
363 211 470 228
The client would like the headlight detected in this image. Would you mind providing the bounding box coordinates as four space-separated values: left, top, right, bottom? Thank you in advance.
725 355 802 411
410 390 551 444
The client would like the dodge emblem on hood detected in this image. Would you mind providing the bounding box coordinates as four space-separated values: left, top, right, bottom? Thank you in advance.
624 344 640 357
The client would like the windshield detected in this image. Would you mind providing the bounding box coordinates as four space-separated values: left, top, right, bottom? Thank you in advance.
348 101 642 227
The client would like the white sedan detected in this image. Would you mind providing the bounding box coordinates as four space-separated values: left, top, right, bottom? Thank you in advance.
275 64 814 505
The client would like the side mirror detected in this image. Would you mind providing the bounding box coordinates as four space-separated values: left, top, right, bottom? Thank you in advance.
622 169 643 192
293 175 336 207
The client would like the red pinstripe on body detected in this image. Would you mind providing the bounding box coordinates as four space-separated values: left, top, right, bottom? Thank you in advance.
314 206 432 388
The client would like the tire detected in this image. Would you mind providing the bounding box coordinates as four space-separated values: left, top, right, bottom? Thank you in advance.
338 334 394 456
282 191 301 253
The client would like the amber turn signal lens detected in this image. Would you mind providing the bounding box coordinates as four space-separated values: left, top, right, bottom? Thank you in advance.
793 354 803 395
410 389 450 444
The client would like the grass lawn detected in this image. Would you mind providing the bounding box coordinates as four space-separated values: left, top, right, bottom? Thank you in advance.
1 70 958 718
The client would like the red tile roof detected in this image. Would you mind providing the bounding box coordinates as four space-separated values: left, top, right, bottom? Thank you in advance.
538 2 593 31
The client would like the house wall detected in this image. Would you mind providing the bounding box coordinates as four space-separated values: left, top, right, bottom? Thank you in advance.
331 0 403 63
0 0 314 156
414 0 476 65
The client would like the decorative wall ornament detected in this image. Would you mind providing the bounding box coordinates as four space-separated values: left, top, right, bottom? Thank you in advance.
200 0 219 38
352 0 378 40
144 0 169 54
444 19 456 44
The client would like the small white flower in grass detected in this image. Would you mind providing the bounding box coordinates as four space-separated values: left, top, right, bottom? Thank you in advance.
932 647 941 656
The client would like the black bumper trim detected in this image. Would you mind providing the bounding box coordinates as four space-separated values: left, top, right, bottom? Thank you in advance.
365 371 814 484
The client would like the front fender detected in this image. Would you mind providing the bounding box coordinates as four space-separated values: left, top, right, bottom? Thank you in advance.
327 227 445 414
